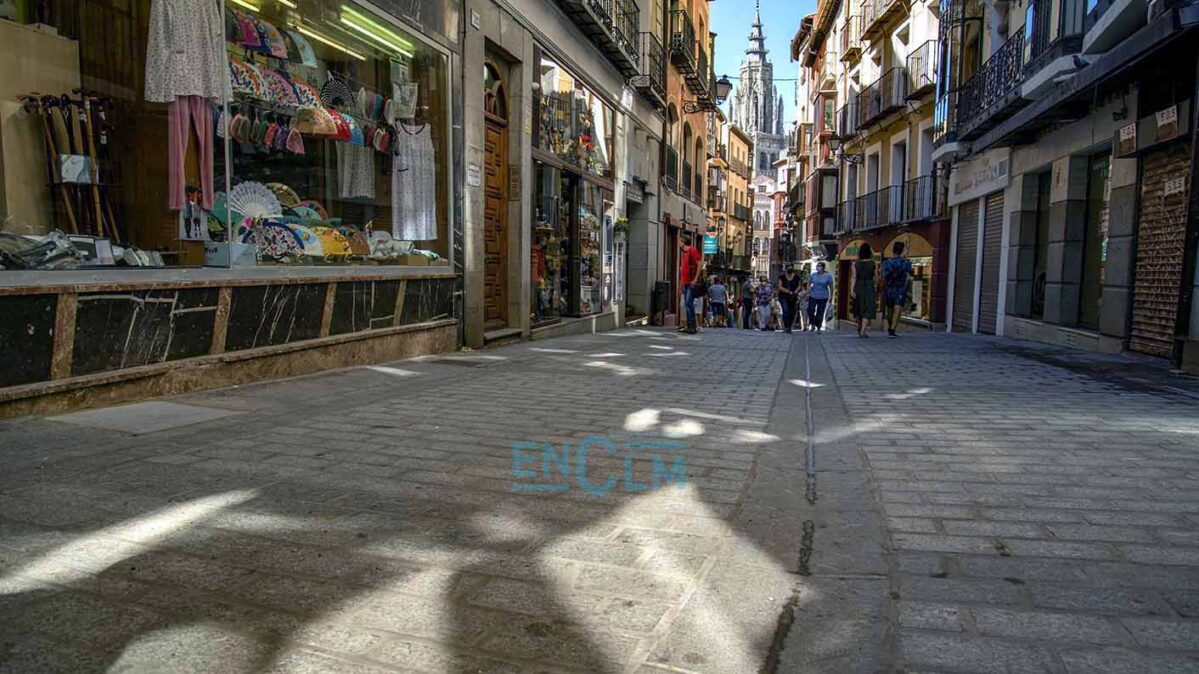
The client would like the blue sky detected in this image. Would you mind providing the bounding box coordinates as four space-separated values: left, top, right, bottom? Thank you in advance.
710 0 816 126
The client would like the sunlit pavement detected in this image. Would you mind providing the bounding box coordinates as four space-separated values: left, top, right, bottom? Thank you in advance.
1 327 1197 672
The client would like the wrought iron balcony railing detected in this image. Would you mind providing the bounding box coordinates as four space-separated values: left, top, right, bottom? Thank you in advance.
693 171 704 204
682 161 693 201
837 199 859 235
684 48 711 98
733 203 752 221
559 0 640 76
906 40 938 99
857 191 879 230
841 15 863 62
863 0 902 40
902 174 947 222
877 184 904 227
836 98 860 139
857 67 908 127
669 9 697 74
1024 0 1085 72
664 146 679 192
955 28 1025 133
631 32 666 109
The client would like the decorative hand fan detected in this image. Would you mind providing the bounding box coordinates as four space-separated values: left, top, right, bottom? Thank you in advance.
288 206 323 223
244 220 303 260
321 72 355 109
298 200 328 219
284 223 324 256
336 225 371 255
263 70 299 106
291 80 320 109
228 181 282 218
255 17 289 59
266 182 301 208
312 226 353 256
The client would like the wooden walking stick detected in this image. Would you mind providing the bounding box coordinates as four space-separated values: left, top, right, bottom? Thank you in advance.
37 95 77 233
81 96 106 238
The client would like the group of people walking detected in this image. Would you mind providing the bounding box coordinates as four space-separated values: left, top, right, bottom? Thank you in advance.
677 232 913 337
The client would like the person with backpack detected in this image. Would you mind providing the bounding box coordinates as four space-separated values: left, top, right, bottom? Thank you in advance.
881 241 914 338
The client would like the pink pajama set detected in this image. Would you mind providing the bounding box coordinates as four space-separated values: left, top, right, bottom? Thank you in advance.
144 0 231 211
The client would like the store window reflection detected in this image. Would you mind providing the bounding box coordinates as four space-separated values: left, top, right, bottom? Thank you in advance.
885 233 934 322
532 161 568 324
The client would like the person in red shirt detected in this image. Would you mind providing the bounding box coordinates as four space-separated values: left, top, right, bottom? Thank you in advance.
679 232 704 334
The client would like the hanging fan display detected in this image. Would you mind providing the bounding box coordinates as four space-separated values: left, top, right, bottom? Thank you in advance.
263 70 300 106
320 72 356 109
228 181 282 218
266 182 301 208
242 219 302 260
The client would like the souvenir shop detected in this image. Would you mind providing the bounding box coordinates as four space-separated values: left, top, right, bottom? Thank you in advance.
530 47 616 326
0 0 462 416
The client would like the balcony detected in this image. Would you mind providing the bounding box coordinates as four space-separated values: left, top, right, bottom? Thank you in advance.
681 161 693 201
733 203 752 221
631 32 667 109
836 199 859 235
856 191 879 230
707 186 723 211
693 172 704 204
730 158 750 179
862 0 907 41
906 40 938 100
558 0 640 76
841 15 863 62
953 28 1027 141
857 68 908 127
902 174 948 222
664 146 679 192
877 185 904 226
836 98 860 139
669 9 697 75
684 48 711 99
1025 0 1085 74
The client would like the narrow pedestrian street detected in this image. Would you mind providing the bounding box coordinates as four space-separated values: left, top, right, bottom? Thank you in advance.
1 327 1196 673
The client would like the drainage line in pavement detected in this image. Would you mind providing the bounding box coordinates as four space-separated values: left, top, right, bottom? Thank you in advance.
797 519 815 576
804 338 817 506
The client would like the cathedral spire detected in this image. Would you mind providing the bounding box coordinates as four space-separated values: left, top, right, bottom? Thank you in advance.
747 1 767 57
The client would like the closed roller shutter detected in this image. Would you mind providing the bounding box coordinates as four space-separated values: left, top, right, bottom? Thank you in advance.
953 199 980 332
1130 143 1190 358
978 192 1004 334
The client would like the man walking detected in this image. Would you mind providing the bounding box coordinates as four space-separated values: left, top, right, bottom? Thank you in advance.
807 261 833 332
881 241 913 338
740 278 755 329
678 232 703 334
776 266 802 333
708 276 728 327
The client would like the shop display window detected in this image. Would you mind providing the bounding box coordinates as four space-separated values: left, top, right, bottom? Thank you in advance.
534 55 614 179
577 182 613 315
532 161 568 324
885 234 934 322
0 0 451 272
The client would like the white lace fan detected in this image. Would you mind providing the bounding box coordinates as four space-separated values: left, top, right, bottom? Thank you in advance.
228 181 282 218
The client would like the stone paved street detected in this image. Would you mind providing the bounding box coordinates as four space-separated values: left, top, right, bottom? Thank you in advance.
1 327 1198 673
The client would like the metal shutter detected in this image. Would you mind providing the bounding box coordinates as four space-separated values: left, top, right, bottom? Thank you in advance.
953 199 980 332
978 192 1005 334
1130 143 1190 358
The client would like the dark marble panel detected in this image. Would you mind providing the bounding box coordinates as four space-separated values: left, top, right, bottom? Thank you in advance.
0 294 57 387
72 289 220 376
225 284 326 352
330 281 401 336
401 278 455 325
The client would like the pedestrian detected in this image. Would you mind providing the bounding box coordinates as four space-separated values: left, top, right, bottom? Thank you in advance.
850 242 878 338
776 265 802 333
740 278 755 329
678 232 703 334
708 276 728 327
881 241 913 338
807 261 833 332
755 276 773 331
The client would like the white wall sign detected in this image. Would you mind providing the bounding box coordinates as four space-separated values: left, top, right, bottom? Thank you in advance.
466 164 481 187
948 148 1011 206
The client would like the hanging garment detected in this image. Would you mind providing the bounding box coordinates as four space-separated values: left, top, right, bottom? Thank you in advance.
145 0 230 103
168 96 214 211
391 124 438 241
336 143 376 200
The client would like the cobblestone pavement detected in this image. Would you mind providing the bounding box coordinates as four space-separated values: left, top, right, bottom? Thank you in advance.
0 327 1197 673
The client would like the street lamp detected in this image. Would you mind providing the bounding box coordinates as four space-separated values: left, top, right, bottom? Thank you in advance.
828 136 863 165
683 74 733 114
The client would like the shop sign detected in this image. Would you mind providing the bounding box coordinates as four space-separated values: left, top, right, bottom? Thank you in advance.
949 148 1010 206
1155 105 1179 143
466 164 481 187
702 234 718 254
1115 122 1137 158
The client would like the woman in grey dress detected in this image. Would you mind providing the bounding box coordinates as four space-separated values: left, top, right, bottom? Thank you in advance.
850 242 879 337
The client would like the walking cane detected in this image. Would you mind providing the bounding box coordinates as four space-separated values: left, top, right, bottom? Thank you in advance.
80 96 107 239
37 95 78 233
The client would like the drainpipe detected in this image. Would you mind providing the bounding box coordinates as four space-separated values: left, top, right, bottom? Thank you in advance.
1172 48 1199 367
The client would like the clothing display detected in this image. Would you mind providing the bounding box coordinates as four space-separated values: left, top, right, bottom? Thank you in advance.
336 143 376 200
145 0 230 103
167 95 214 211
392 124 438 241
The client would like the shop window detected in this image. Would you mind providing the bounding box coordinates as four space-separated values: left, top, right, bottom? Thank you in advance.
1031 171 1051 319
2 0 451 270
532 161 568 324
1078 153 1109 331
535 55 614 178
885 233 934 322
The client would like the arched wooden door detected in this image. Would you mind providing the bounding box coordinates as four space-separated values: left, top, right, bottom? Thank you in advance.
483 61 509 327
